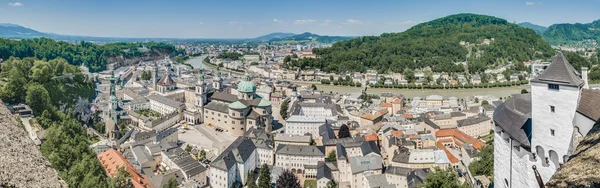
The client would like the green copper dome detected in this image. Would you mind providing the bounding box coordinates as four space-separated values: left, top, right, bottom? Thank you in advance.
228 101 247 109
257 99 272 107
237 73 256 93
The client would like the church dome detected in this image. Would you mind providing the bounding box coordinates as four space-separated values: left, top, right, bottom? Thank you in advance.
237 73 256 93
257 99 272 107
228 101 247 109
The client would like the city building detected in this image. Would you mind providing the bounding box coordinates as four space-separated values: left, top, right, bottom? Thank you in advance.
493 52 600 187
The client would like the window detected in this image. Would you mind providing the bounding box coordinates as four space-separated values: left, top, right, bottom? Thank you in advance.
551 129 555 136
550 105 555 113
548 84 559 90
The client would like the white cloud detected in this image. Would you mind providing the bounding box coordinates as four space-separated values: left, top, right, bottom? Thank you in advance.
228 21 238 25
525 2 541 6
294 19 316 24
344 19 362 24
320 20 332 26
273 18 280 22
8 2 23 7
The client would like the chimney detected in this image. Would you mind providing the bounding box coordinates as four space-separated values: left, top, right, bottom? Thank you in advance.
582 67 589 89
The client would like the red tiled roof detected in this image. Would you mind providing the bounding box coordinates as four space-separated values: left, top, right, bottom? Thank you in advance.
402 114 413 119
391 130 404 137
98 149 152 188
361 109 388 121
435 128 484 150
365 133 378 141
436 140 459 163
380 102 392 107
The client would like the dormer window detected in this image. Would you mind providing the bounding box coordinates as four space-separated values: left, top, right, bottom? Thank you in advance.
548 84 559 90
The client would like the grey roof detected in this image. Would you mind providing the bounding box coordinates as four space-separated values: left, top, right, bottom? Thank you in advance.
133 128 178 144
162 147 207 177
275 144 325 156
450 112 466 117
366 174 394 188
157 72 176 86
131 145 153 164
419 116 440 129
149 170 185 188
576 89 600 121
463 144 479 158
211 92 238 103
350 156 383 174
361 141 381 156
391 147 411 163
407 169 428 188
531 52 583 87
323 136 365 147
336 144 347 160
147 94 183 108
210 137 257 171
493 93 532 147
204 101 229 113
457 115 491 127
482 104 496 112
319 124 336 142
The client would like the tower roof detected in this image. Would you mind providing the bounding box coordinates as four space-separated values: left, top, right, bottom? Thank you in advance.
157 71 176 86
531 52 583 87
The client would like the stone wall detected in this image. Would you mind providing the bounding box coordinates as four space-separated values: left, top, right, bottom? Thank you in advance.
0 103 65 187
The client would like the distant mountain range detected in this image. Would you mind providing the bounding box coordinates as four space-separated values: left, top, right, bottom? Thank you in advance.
517 22 548 34
252 32 296 41
0 23 353 43
0 23 52 38
266 32 355 43
518 20 600 45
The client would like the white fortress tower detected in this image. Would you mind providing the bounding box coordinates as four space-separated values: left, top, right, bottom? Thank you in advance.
493 52 599 188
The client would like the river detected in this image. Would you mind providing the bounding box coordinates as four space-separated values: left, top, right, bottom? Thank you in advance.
186 55 243 75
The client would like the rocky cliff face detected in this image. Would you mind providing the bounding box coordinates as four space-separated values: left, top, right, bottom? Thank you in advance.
0 103 65 187
546 124 600 187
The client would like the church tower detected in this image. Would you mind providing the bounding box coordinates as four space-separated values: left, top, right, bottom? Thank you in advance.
152 61 158 91
213 67 223 90
109 71 119 111
530 52 583 167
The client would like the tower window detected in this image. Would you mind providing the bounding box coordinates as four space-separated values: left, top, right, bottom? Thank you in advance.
551 129 555 136
548 84 560 90
550 105 555 113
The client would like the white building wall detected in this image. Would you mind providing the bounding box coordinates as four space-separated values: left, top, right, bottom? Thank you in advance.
531 82 580 164
494 125 559 188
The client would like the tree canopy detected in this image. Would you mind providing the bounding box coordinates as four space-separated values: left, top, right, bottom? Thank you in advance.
0 37 181 72
285 13 553 74
275 170 301 188
420 167 469 188
259 163 272 188
338 124 351 138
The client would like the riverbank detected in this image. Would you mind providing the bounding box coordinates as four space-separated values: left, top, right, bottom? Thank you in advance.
184 56 244 75
295 81 528 98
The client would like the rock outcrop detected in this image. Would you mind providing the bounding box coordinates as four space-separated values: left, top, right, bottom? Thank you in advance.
546 124 600 187
0 103 65 187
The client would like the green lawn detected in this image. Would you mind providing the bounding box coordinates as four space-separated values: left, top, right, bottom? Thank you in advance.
304 180 317 188
135 109 162 119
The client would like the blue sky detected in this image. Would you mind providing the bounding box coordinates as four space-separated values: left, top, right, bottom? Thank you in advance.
1 0 600 38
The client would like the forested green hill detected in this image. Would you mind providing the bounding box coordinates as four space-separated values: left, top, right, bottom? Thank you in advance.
286 13 554 73
0 38 183 72
542 20 600 45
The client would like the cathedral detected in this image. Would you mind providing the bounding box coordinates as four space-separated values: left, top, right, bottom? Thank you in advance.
199 73 274 137
493 52 600 187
